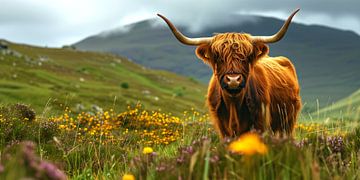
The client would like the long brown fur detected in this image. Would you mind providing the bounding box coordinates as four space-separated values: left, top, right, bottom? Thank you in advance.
195 33 301 138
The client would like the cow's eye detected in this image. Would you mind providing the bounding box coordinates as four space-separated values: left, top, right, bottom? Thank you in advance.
212 54 219 61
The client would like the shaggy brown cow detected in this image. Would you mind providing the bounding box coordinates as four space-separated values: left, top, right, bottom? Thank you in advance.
158 9 302 138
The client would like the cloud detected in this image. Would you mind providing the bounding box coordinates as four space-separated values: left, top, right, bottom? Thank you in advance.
0 0 359 46
140 0 360 34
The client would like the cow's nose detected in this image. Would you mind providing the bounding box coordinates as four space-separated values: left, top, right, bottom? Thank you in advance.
224 74 241 89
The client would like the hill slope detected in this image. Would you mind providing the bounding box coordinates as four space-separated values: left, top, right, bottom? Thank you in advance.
74 15 360 112
0 40 207 115
315 89 360 120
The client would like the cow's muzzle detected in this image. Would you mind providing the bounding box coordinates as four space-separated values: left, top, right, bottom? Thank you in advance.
220 74 246 94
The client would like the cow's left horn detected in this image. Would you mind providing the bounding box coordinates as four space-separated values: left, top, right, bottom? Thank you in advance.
251 8 300 43
157 14 212 46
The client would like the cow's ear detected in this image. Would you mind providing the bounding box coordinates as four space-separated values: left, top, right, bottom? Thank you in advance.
195 44 212 62
251 42 269 63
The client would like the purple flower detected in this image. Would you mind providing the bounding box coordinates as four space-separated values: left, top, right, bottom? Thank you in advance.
210 155 219 163
201 136 209 141
39 161 67 180
176 155 185 164
326 136 344 153
155 164 167 172
181 146 194 155
2 141 68 180
294 139 307 148
192 140 200 146
151 152 158 157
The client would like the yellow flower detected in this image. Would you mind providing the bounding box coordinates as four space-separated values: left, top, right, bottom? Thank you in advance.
142 147 153 154
122 174 135 180
228 132 268 155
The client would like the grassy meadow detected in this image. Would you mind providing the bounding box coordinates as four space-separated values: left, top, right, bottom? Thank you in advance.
0 40 207 116
1 40 360 179
1 102 360 179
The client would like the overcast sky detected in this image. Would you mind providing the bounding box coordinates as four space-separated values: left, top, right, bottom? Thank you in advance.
0 0 359 47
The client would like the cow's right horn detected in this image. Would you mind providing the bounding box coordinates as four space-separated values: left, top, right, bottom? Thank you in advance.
251 8 300 43
158 14 212 46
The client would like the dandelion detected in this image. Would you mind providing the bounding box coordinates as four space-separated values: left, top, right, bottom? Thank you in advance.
122 173 135 180
142 147 154 154
0 114 4 123
228 132 268 155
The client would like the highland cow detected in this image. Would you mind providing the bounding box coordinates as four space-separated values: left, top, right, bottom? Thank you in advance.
158 9 302 138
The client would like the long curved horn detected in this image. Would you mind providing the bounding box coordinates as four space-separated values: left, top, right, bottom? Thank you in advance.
157 14 212 46
251 8 300 43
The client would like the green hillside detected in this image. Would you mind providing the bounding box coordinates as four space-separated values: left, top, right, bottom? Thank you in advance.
0 39 207 116
315 89 360 120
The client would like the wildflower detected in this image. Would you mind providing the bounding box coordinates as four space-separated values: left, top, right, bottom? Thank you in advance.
49 104 204 145
326 136 344 153
228 132 268 155
156 164 167 172
39 161 67 180
142 147 154 154
4 141 67 180
176 155 185 164
122 173 135 180
210 155 220 163
0 114 4 123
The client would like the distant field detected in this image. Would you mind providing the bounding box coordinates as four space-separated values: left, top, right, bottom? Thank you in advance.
314 89 360 121
0 40 207 116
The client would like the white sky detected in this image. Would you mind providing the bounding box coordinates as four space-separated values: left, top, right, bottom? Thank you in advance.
0 0 359 47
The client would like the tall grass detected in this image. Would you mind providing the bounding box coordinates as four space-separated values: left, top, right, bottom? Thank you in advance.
0 103 359 179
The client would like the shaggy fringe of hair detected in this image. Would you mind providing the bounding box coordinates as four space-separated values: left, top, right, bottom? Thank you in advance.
204 33 301 138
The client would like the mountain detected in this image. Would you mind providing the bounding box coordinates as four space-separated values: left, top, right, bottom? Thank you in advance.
0 39 207 115
74 15 360 113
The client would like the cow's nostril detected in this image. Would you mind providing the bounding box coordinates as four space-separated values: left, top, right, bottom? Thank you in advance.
225 75 231 81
